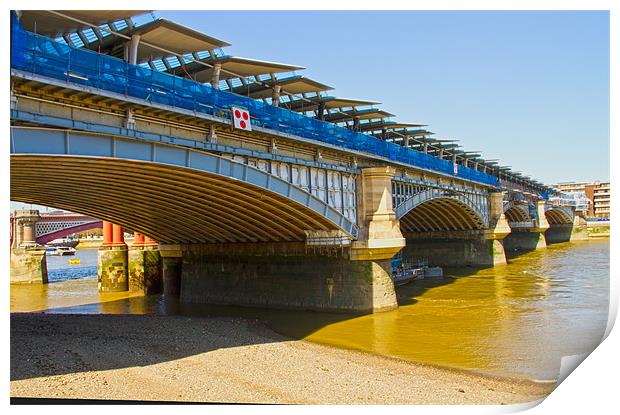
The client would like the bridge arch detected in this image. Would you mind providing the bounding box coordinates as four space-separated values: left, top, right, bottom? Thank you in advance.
503 202 531 223
544 206 574 225
11 127 358 244
395 188 487 232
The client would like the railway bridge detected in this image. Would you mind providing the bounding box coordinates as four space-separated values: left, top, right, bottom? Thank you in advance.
9 10 585 313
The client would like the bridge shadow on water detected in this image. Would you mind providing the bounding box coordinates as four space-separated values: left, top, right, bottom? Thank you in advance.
11 269 474 382
394 267 479 307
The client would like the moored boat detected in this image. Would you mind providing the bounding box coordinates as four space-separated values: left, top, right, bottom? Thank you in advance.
45 246 77 256
391 254 443 286
47 238 79 248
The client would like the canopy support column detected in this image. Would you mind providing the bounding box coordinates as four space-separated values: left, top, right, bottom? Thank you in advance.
211 63 222 89
271 84 281 107
128 34 140 65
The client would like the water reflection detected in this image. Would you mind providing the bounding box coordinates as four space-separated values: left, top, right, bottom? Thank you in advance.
11 240 609 381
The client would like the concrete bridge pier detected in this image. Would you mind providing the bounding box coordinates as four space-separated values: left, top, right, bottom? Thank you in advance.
10 209 48 284
531 201 550 249
504 202 549 254
351 167 406 261
98 221 129 292
402 231 508 269
483 191 511 266
128 233 162 294
503 231 546 254
568 215 590 241
176 243 399 313
159 244 183 298
545 215 589 244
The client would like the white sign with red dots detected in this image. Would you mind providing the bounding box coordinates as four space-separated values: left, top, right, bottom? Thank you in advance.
231 107 252 131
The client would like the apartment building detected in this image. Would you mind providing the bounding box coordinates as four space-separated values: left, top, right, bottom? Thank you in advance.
554 181 610 218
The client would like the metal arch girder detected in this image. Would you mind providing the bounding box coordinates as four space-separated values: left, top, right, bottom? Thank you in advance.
395 187 489 227
35 219 97 237
502 201 531 221
10 126 359 240
36 220 103 245
544 204 574 223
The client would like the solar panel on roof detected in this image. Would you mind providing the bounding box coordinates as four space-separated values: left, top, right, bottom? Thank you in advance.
168 57 183 69
131 13 156 28
151 60 166 71
99 24 112 37
196 51 211 59
113 19 128 31
68 33 84 47
82 28 98 43
230 78 244 88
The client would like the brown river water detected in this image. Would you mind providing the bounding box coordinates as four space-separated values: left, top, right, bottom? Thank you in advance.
11 239 609 381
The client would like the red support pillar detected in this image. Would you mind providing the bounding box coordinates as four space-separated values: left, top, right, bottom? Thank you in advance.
133 232 145 246
102 221 113 246
112 224 126 247
144 235 158 246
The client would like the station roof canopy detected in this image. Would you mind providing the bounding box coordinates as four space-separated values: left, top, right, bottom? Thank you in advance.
79 18 231 62
175 55 304 82
18 10 150 37
128 19 231 60
229 76 333 99
427 143 461 150
374 129 435 141
323 109 394 124
281 96 380 113
358 121 427 133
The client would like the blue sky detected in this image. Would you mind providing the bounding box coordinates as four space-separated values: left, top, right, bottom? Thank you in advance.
157 10 610 184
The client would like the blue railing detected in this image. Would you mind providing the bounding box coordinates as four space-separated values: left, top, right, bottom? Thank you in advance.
10 15 499 187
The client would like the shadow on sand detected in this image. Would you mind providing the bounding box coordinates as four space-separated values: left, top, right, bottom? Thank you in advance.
11 267 474 382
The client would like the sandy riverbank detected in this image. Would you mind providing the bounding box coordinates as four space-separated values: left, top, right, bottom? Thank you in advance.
10 313 555 404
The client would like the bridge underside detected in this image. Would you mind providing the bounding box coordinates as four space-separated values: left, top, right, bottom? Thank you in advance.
545 208 573 226
544 207 587 244
504 205 530 224
398 198 505 268
11 155 341 244
502 204 543 255
399 197 486 233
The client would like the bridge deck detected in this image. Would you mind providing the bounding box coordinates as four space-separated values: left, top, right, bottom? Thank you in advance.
10 18 499 187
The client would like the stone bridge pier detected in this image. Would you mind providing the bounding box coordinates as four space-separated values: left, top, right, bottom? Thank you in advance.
503 201 550 255
10 209 48 284
544 211 589 244
98 221 162 294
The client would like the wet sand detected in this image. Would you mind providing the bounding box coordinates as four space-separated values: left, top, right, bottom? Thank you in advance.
10 313 555 404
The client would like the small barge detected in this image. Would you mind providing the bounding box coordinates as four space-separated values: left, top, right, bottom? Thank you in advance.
391 254 443 286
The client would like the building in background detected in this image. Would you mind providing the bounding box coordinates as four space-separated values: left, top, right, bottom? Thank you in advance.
554 181 610 218
585 181 610 218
